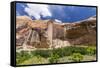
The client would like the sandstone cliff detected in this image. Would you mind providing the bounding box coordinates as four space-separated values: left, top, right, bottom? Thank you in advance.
16 16 96 49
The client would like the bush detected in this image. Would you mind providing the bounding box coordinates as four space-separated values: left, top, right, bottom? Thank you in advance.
49 53 60 63
30 46 96 59
31 50 51 58
16 46 96 64
70 53 83 62
71 47 87 55
52 46 88 57
86 47 96 55
16 51 31 64
36 55 43 63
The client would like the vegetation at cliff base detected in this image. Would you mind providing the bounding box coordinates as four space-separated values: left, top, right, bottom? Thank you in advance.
16 45 96 65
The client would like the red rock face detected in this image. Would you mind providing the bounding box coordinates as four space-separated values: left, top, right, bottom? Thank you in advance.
16 16 96 49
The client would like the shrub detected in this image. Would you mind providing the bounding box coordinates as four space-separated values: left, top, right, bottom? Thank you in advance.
36 55 43 63
71 47 87 55
16 51 31 64
31 50 51 58
86 47 96 55
16 46 96 64
51 48 63 57
70 53 83 62
49 53 60 63
53 46 87 57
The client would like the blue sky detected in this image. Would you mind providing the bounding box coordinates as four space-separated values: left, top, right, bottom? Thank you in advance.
16 3 96 23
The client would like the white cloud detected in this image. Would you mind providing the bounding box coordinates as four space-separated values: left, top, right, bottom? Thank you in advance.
55 19 62 23
24 4 52 19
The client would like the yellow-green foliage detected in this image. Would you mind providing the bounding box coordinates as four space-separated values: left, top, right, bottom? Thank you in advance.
16 46 96 65
70 53 83 62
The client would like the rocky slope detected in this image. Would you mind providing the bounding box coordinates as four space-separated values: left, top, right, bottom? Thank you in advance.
16 16 96 49
64 16 96 45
